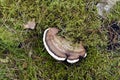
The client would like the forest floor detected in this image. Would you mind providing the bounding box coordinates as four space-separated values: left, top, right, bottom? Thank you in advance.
0 0 120 80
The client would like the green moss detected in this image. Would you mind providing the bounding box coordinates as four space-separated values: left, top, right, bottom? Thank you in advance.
0 0 120 80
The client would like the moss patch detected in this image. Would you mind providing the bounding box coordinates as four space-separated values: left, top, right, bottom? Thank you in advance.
0 0 120 80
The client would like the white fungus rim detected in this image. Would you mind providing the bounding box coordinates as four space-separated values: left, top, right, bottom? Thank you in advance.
43 28 66 61
67 53 87 64
83 53 87 58
67 59 79 64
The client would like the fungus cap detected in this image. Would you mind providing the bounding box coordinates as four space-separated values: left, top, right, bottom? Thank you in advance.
43 28 87 63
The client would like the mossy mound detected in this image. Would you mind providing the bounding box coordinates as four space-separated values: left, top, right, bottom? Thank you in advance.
0 0 120 80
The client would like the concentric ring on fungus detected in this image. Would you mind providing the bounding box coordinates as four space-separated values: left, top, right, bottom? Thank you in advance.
43 28 87 64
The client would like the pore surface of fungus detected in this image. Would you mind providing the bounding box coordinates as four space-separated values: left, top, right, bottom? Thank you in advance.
43 28 87 63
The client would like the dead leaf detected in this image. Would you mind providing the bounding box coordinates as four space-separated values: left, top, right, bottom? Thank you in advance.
28 50 33 58
22 62 28 69
24 19 36 29
0 57 9 63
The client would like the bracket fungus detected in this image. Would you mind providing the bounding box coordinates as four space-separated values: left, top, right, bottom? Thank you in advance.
43 28 87 64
